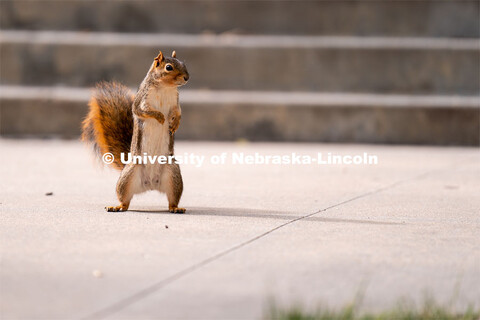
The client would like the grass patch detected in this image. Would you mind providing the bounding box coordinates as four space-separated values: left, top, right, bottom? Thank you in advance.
266 299 479 320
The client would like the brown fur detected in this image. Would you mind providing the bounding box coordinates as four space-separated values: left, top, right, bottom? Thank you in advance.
82 82 134 170
166 163 185 213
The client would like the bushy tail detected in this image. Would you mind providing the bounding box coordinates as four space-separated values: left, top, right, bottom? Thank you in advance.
82 81 134 170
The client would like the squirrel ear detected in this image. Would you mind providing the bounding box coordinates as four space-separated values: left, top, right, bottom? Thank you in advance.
154 51 164 68
172 50 176 58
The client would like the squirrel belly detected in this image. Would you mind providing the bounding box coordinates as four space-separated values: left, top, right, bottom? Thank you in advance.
140 86 178 158
137 87 179 192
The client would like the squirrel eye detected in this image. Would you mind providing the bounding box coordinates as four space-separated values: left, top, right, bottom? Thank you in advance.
165 64 173 71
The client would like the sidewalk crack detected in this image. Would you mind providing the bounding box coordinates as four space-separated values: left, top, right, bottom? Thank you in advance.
82 167 444 319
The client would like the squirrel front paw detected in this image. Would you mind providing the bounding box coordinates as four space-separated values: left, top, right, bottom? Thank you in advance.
169 115 181 134
155 113 165 125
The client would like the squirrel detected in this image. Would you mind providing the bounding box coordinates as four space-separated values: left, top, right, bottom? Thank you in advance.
82 50 189 213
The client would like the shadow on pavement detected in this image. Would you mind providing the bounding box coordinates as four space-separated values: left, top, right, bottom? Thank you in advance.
128 207 403 226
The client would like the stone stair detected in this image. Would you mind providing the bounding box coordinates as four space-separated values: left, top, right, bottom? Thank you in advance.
0 0 479 144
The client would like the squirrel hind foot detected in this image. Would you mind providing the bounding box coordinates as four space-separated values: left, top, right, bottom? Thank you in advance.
169 206 186 214
105 204 129 212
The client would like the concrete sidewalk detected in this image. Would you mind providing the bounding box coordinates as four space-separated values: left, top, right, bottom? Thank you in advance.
1 139 479 319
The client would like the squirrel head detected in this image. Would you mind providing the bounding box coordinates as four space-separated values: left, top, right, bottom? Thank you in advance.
150 50 189 87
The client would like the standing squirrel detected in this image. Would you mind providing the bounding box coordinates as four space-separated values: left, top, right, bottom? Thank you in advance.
82 50 189 213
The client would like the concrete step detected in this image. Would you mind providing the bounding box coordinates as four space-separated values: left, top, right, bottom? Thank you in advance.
1 0 478 37
1 85 478 145
1 31 479 95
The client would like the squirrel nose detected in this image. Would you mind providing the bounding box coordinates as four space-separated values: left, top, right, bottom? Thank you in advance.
184 74 189 81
